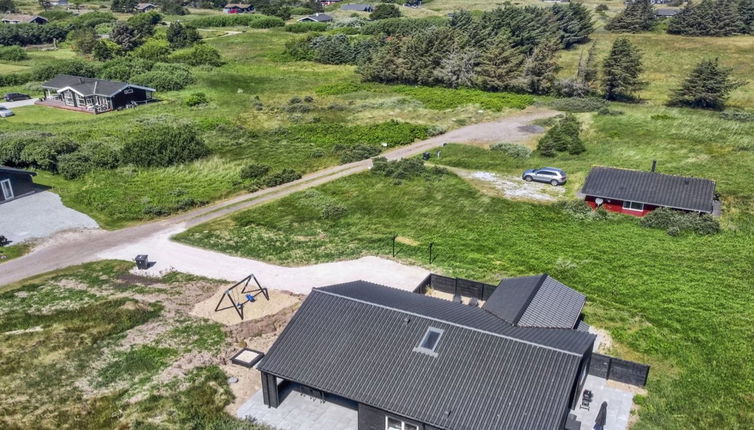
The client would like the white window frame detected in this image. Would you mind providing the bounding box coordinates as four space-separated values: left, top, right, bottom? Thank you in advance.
1 179 13 200
622 201 645 211
123 88 134 95
385 416 418 430
413 327 443 357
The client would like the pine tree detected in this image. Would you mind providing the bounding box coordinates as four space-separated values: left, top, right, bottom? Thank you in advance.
605 0 655 33
576 41 599 89
740 0 754 33
536 114 585 156
552 3 594 48
434 48 478 88
474 33 525 91
521 38 560 95
602 37 646 101
669 0 745 35
668 58 745 109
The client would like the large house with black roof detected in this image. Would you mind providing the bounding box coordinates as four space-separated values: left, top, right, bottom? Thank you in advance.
256 275 596 430
581 166 717 217
40 75 155 114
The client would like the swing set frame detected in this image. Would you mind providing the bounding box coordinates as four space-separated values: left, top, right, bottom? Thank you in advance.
214 274 270 320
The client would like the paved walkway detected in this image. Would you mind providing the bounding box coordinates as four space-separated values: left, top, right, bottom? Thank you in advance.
573 375 635 430
0 191 99 243
0 98 37 109
0 108 556 287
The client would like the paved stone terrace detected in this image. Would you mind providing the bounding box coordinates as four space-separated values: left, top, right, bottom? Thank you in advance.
238 383 358 430
573 375 635 430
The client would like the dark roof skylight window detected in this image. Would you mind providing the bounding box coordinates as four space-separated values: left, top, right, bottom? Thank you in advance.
414 327 443 357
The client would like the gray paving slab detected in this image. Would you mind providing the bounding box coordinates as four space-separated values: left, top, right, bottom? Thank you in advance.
573 375 634 430
237 384 358 430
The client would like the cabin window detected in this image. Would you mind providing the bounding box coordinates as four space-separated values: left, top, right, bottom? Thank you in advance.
622 201 644 211
386 417 418 430
414 327 443 357
124 88 134 95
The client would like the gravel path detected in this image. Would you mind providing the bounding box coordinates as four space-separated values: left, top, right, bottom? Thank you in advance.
0 191 99 243
0 108 558 288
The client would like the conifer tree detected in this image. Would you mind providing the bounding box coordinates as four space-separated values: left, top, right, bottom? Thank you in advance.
522 39 560 95
740 0 754 33
605 0 655 33
668 58 744 109
602 37 646 101
474 33 525 91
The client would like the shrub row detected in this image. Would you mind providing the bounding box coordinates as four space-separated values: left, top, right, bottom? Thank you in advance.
187 14 284 28
640 208 721 235
0 45 27 61
490 143 531 159
284 22 329 33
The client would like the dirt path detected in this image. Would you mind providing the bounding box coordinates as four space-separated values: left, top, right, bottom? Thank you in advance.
0 108 557 287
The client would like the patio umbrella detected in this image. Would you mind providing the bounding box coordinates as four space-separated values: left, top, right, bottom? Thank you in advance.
594 401 608 430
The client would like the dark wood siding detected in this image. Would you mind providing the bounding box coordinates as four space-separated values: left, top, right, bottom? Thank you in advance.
111 87 150 109
358 403 427 430
0 171 35 202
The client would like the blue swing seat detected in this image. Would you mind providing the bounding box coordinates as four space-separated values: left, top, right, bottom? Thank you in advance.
245 294 256 303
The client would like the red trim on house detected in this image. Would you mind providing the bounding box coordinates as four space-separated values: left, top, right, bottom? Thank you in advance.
585 196 656 217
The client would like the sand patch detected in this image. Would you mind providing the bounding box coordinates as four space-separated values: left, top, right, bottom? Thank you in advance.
589 326 614 354
395 236 419 246
426 288 485 307
191 287 301 326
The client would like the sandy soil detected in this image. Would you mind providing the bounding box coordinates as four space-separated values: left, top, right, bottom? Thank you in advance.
191 287 301 326
426 289 486 307
589 326 615 354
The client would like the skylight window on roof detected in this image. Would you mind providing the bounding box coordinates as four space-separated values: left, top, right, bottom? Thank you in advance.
413 327 443 357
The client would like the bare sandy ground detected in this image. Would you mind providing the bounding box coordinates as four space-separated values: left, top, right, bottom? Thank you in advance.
191 287 301 325
451 168 566 202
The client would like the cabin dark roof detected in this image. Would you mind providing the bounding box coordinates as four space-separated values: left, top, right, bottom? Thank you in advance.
41 75 155 98
1 14 48 23
0 165 36 176
341 3 372 10
299 13 333 22
581 166 716 213
258 281 594 430
483 274 585 329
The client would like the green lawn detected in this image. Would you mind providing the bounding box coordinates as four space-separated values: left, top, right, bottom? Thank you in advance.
176 104 754 430
0 243 30 263
0 260 270 430
1 28 531 228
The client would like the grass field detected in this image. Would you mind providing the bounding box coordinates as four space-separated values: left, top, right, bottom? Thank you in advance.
0 260 271 430
0 243 30 263
176 102 754 430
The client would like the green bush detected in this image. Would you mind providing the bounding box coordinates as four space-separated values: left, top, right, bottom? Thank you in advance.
263 169 302 187
19 136 78 172
338 144 381 163
188 14 284 28
371 157 427 179
556 199 608 221
321 203 348 220
131 63 194 91
31 59 99 81
169 44 223 66
121 123 209 168
185 92 209 107
285 22 329 33
57 152 94 180
239 163 270 179
98 57 153 81
370 3 401 20
132 38 171 62
537 113 585 156
0 45 27 61
490 143 531 159
640 207 721 235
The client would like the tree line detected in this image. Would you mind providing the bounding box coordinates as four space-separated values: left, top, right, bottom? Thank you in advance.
607 0 754 36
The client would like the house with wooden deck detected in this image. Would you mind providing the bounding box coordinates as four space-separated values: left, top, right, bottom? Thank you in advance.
581 166 717 217
39 75 155 114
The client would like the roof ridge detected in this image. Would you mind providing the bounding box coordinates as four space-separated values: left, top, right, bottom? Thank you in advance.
591 165 715 183
313 287 587 357
511 273 548 324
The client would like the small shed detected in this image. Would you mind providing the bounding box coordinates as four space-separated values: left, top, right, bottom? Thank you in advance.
0 166 37 204
581 166 716 216
135 3 158 12
223 3 254 13
298 13 333 22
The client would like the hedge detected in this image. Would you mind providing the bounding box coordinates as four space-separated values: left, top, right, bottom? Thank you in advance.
187 14 284 28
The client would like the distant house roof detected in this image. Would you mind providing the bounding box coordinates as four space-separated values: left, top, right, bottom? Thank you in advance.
581 166 716 213
224 2 251 7
483 274 586 329
0 166 36 176
655 8 680 16
258 281 595 430
341 3 372 11
298 13 333 22
1 14 48 24
41 75 155 98
135 3 157 10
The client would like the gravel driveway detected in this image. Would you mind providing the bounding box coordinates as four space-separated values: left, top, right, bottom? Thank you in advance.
0 191 99 243
0 98 38 109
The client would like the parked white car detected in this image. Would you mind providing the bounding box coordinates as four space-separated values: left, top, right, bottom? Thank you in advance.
0 106 14 117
